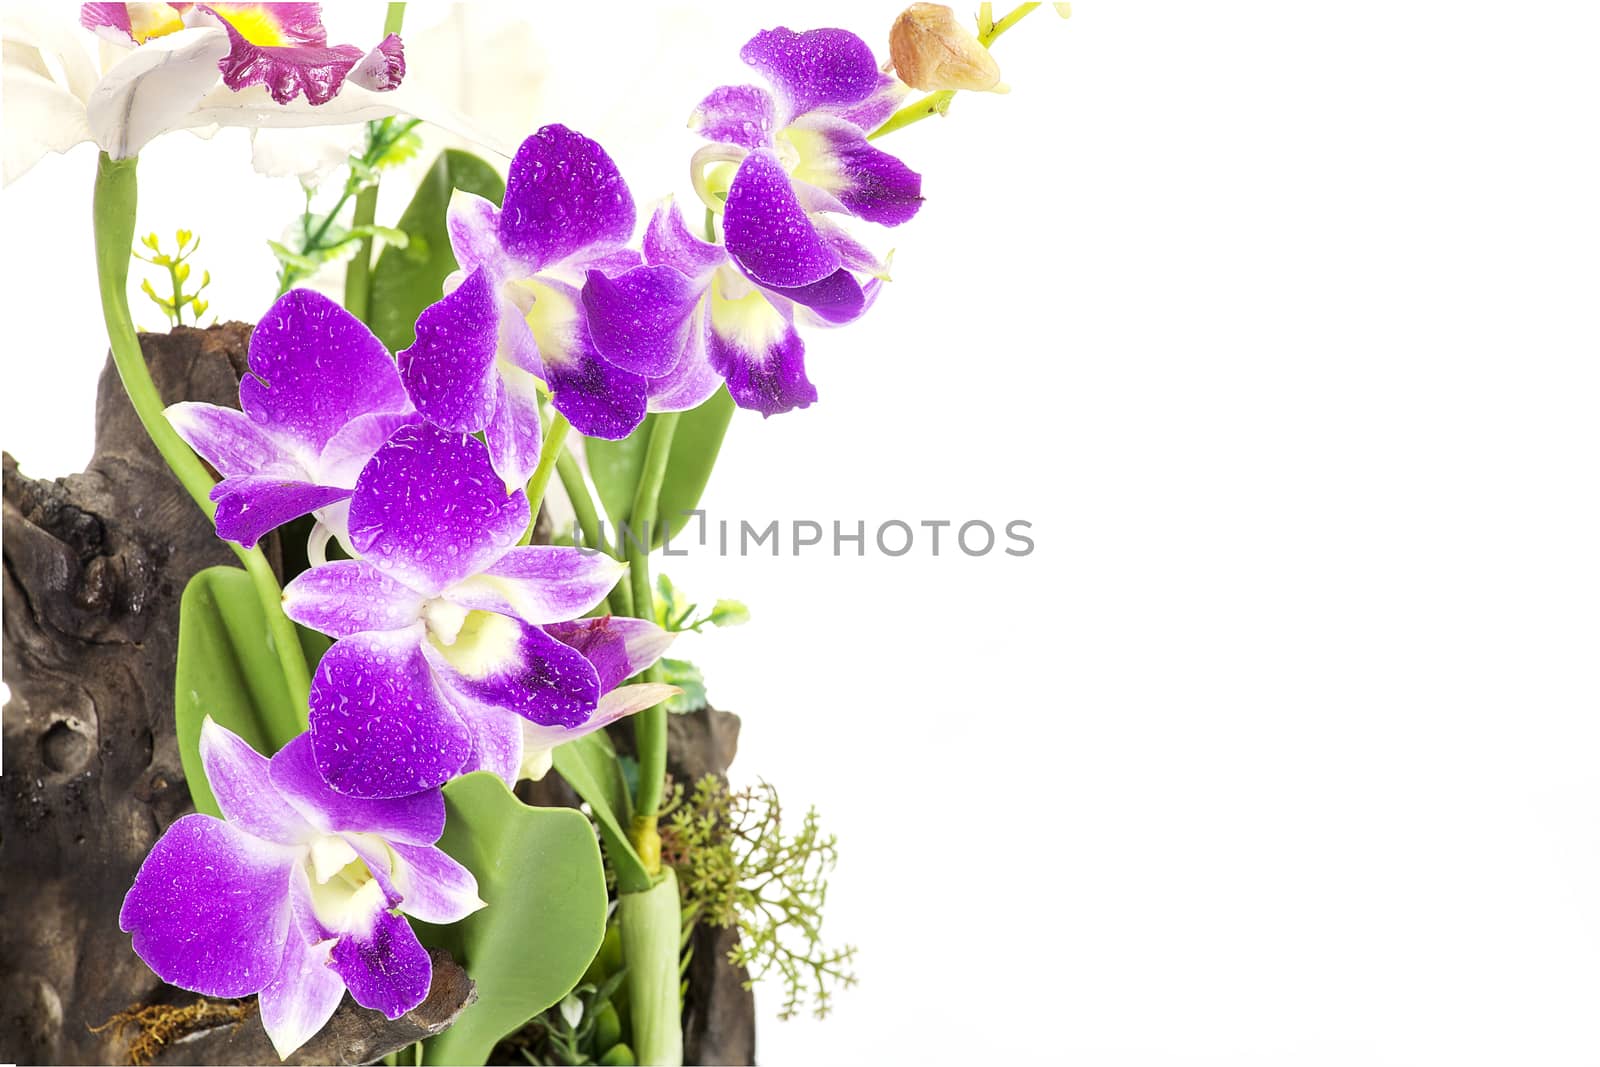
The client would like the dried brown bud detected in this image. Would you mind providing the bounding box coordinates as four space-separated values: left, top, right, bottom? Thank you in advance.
889 3 1003 93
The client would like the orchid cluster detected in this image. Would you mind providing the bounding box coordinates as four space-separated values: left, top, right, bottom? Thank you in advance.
59 2 1061 1062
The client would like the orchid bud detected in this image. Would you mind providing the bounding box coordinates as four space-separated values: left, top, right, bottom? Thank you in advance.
889 3 1004 93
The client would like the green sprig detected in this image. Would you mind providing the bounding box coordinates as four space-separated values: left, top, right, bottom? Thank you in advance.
663 776 857 1020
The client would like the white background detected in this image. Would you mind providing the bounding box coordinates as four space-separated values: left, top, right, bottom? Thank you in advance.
5 3 1600 1063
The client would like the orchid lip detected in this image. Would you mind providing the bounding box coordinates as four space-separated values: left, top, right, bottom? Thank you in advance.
690 142 749 214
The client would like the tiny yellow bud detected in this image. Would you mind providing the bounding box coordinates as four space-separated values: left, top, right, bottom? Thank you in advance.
176 228 192 248
152 253 171 266
175 262 191 283
889 3 1003 93
143 233 160 250
139 278 158 296
200 270 212 288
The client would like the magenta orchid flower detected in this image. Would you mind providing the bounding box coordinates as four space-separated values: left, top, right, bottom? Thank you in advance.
280 423 655 798
397 124 645 489
80 3 404 107
120 720 482 1059
689 27 922 233
166 288 417 550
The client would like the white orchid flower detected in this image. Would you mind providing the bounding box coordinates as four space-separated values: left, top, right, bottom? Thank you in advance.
1 3 508 184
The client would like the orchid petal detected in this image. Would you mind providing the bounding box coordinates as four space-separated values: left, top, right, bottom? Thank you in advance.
688 84 775 149
723 149 840 288
445 190 505 276
214 23 366 107
647 302 724 414
197 719 314 845
398 267 500 434
785 114 924 226
499 124 635 271
314 408 419 488
269 734 447 845
425 611 601 729
86 26 232 160
443 546 626 625
582 266 702 378
282 559 427 638
119 814 295 998
349 33 405 92
210 476 353 549
545 616 675 692
165 401 297 480
329 907 432 1019
258 891 343 1061
347 424 531 596
458 702 525 787
706 278 817 415
758 266 869 325
519 682 681 774
483 364 544 493
825 71 909 133
739 26 882 125
528 277 648 440
308 626 473 798
241 288 409 458
389 842 484 925
643 197 726 279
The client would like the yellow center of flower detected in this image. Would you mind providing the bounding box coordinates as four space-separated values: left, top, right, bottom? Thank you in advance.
125 3 185 43
203 4 296 47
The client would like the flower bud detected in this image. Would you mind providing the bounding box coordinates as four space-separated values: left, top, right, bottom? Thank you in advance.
889 3 1003 93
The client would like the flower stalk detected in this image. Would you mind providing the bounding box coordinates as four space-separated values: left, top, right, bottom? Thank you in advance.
94 152 312 716
618 866 684 1067
343 2 409 321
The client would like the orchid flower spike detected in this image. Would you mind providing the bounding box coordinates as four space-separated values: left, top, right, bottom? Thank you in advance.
2 3 405 182
120 719 483 1059
397 124 646 485
166 288 418 551
281 423 672 798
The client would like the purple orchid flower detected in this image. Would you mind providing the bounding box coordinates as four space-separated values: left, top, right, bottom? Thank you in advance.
484 615 681 784
81 4 406 106
166 287 417 550
121 719 481 1059
396 124 646 489
281 422 644 799
580 196 887 416
689 26 922 237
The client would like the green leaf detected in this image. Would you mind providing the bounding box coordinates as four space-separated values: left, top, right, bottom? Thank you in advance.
552 736 653 894
658 658 707 715
418 774 609 1066
586 388 736 548
369 149 505 354
174 567 330 814
706 599 750 628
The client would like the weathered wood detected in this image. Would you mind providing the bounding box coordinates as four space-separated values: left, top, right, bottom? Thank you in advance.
148 950 475 1066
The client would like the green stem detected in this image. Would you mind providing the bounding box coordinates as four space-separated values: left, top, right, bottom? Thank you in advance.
869 1 1041 140
96 153 312 716
555 449 602 552
339 3 407 316
521 411 570 539
626 413 681 857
